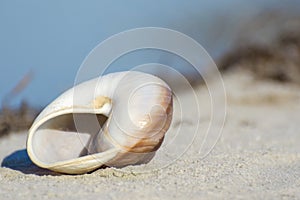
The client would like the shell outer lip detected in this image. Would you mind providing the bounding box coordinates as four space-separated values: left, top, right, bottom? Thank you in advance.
47 148 119 174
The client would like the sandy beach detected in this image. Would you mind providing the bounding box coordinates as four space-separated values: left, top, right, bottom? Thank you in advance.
1 70 300 199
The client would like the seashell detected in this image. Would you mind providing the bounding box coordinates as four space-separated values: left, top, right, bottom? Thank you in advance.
26 71 173 174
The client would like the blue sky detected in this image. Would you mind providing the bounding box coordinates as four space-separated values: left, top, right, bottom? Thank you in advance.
0 0 298 106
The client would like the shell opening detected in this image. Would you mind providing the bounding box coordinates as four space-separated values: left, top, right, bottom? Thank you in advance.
31 113 107 164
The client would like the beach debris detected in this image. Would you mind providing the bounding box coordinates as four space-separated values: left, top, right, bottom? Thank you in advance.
0 70 39 137
219 12 300 83
0 102 39 137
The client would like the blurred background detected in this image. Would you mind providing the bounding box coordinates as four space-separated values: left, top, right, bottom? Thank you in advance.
0 0 300 108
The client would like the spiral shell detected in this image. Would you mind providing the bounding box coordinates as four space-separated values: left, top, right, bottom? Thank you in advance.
26 71 173 174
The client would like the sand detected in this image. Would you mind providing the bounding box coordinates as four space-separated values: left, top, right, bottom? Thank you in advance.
1 70 300 199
